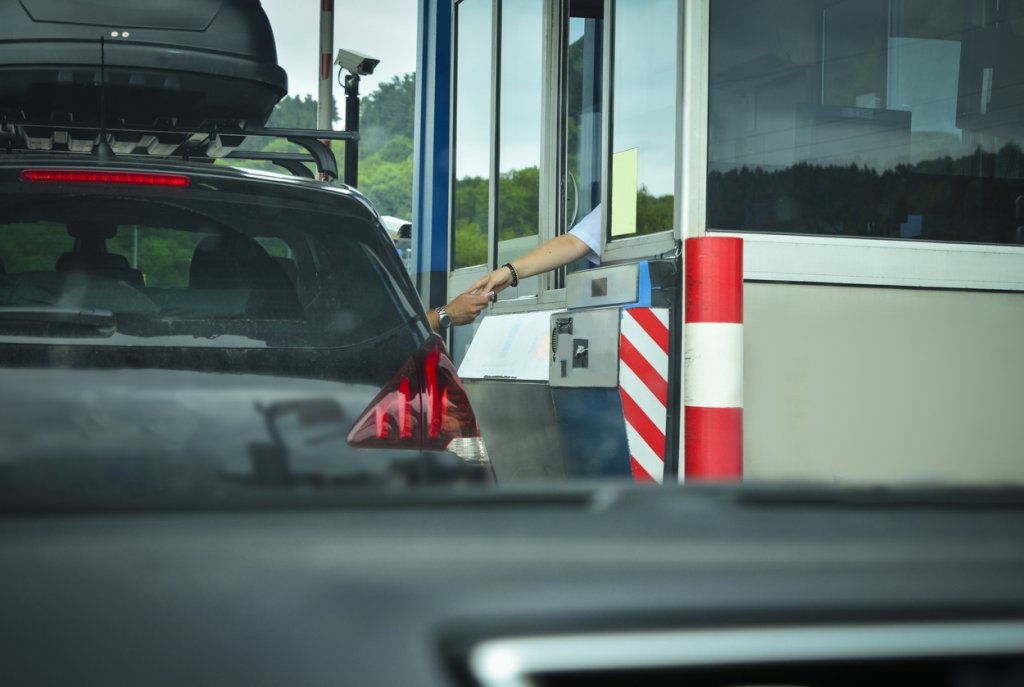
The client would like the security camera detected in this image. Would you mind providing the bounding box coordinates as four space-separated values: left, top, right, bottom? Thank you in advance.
335 48 380 76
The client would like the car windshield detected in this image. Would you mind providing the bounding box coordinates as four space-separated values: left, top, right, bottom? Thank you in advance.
3 3 1024 686
1 0 1021 516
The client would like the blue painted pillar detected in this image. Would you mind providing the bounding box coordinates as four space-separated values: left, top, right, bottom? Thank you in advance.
412 0 452 309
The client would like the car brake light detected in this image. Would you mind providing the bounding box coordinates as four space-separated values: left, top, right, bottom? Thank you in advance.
347 337 489 464
20 169 190 187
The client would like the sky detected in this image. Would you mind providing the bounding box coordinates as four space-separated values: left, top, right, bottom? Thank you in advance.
260 0 419 103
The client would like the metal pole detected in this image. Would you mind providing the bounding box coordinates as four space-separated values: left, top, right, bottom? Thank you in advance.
344 74 360 186
684 236 744 481
317 0 334 130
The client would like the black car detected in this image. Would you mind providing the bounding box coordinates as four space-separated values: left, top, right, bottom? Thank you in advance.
0 156 492 505
0 0 490 506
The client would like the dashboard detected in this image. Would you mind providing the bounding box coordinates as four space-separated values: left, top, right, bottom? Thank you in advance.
3 484 1023 686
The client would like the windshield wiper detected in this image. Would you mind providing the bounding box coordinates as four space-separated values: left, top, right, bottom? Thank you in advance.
0 306 116 337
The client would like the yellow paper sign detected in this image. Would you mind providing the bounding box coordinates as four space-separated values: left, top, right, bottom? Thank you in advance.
611 147 638 236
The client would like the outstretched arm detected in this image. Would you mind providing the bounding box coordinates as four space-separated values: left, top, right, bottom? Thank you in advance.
426 290 494 333
468 233 592 296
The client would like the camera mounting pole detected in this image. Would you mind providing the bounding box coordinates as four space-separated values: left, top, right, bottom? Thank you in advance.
334 48 378 188
343 73 360 187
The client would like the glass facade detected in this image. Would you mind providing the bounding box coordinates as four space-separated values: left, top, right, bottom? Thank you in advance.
708 0 1024 245
609 0 678 240
452 0 493 270
496 0 544 294
564 3 604 273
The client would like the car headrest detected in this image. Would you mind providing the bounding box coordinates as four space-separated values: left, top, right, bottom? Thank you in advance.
273 256 299 286
56 251 132 272
189 234 301 317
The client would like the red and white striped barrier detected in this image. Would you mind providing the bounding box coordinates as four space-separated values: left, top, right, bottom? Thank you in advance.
318 0 335 138
619 307 670 483
320 0 334 82
684 237 743 480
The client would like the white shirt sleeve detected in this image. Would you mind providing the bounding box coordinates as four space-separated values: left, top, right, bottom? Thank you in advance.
568 205 601 262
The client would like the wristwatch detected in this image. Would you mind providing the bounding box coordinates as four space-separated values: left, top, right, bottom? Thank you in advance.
434 306 452 329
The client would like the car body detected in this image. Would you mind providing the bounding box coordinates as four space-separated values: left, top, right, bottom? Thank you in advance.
0 0 489 500
0 155 491 508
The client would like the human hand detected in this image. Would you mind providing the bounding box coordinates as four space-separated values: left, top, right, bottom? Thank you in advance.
444 290 493 326
468 265 514 297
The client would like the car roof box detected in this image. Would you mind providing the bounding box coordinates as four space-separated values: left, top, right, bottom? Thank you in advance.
0 0 288 130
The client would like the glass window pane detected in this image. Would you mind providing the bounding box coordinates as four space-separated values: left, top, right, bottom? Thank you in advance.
497 0 543 295
565 11 604 274
708 0 1024 245
0 188 410 348
452 0 493 270
610 0 678 239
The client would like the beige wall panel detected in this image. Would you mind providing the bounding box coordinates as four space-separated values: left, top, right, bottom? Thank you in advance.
743 283 1024 485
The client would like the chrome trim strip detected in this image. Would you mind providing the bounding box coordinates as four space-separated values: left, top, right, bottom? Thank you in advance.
469 621 1024 687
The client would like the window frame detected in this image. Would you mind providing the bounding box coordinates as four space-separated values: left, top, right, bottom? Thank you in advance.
447 0 498 282
598 0 682 265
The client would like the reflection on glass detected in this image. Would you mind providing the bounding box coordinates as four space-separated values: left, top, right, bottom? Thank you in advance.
708 0 1024 244
565 11 603 273
610 0 677 239
452 0 492 270
497 0 543 294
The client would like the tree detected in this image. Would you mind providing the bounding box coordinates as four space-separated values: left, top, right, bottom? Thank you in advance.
358 74 416 156
223 78 417 218
266 93 338 129
358 136 414 218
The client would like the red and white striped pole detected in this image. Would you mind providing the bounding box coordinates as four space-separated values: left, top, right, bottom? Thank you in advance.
317 0 335 131
684 237 743 480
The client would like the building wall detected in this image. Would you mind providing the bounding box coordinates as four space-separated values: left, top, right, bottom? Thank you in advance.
743 282 1024 485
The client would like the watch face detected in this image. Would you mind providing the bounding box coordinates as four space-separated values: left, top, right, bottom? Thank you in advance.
438 309 452 327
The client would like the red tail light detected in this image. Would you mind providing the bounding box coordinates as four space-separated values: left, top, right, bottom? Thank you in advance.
347 337 489 463
21 169 190 187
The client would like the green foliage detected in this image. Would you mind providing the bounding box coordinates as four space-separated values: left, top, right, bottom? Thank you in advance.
0 223 203 289
453 175 489 268
358 135 414 218
108 228 203 288
226 80 417 219
354 75 417 217
0 80 419 291
636 188 673 234
454 221 488 268
359 74 416 156
705 144 1024 243
497 167 540 240
451 165 541 267
0 224 71 273
235 93 336 165
266 93 333 129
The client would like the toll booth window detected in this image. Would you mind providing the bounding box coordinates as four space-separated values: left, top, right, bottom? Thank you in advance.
452 0 493 270
708 0 1024 245
565 2 604 275
496 0 543 296
608 0 678 240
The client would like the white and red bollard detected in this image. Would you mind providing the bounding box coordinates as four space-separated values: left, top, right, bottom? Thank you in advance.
684 237 743 480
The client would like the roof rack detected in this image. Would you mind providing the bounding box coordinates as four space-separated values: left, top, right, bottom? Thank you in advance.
0 118 358 183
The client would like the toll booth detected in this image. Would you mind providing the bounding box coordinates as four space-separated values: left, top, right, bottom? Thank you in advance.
413 0 1024 485
459 260 679 482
